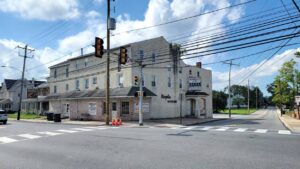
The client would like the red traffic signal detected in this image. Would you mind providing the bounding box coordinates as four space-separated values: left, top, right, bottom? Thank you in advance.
120 47 128 64
95 37 104 58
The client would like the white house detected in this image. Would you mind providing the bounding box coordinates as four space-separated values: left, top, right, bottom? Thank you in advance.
46 37 212 120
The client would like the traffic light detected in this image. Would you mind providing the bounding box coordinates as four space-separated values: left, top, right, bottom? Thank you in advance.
120 47 128 64
95 37 104 58
134 76 139 85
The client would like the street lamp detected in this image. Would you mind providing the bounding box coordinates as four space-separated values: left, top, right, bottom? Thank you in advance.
1 65 23 72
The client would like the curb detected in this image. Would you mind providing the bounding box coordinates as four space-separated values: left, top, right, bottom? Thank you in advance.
276 110 294 132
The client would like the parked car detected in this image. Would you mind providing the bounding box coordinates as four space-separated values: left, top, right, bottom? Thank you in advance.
0 109 7 124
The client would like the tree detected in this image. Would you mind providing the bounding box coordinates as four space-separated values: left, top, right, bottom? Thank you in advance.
272 77 290 111
213 90 228 113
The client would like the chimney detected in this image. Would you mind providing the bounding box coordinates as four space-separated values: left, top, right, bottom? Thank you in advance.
196 62 202 68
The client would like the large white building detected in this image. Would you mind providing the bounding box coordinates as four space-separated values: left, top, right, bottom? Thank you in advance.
46 37 212 121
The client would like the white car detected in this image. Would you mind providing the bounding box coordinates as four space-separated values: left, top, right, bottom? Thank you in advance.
0 109 7 125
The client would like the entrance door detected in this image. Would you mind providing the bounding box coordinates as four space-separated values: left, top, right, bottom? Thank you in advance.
190 99 196 116
63 104 70 117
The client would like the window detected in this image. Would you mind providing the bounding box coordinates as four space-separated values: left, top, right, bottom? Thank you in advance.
66 67 69 78
76 79 80 90
54 69 57 78
121 102 129 114
103 102 106 114
179 79 182 88
151 75 156 87
152 53 156 63
85 58 88 67
93 77 97 84
85 79 89 89
112 102 117 111
179 67 182 73
88 103 97 115
118 74 124 87
189 70 192 75
168 77 171 88
139 50 144 59
168 65 171 72
54 86 57 93
75 61 79 69
66 84 69 91
197 71 200 77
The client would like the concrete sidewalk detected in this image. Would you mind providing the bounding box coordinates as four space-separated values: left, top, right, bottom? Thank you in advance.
8 117 226 128
277 109 300 133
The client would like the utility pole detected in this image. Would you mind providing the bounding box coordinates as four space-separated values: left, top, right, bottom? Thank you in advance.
248 79 250 114
256 87 258 110
138 50 144 126
223 60 239 118
17 45 34 120
105 0 111 125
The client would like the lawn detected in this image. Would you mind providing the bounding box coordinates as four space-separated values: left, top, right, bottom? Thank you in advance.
8 113 46 119
221 108 257 115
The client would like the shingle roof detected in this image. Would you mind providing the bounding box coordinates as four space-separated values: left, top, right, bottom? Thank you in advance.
45 87 156 100
4 79 17 90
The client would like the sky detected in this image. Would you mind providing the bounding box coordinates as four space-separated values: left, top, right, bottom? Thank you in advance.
0 0 299 96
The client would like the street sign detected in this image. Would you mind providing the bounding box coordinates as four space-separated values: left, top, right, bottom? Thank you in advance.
295 96 300 105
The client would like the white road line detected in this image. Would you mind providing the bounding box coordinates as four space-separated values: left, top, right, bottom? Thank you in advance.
182 127 196 130
72 128 94 131
37 131 62 136
216 127 230 131
199 126 213 131
0 137 17 143
254 129 268 133
84 127 107 130
57 129 78 133
18 134 41 139
278 130 291 135
234 128 248 132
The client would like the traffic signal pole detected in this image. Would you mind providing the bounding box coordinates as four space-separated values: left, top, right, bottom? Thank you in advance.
105 0 110 125
138 61 144 126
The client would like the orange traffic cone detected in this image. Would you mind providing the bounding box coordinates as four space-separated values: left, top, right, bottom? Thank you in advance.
112 119 115 126
116 119 120 126
119 119 122 125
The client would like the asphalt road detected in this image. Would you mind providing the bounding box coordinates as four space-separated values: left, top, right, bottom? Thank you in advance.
0 109 299 169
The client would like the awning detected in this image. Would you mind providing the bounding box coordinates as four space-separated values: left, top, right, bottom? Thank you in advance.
0 99 13 104
45 86 156 100
186 91 209 96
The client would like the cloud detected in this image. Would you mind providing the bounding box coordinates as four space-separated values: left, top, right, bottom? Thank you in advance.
212 48 300 90
0 0 80 21
0 0 247 83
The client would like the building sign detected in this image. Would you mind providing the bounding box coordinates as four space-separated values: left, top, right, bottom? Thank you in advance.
295 96 300 106
88 103 97 115
188 77 201 90
134 102 150 113
167 100 177 103
161 94 171 99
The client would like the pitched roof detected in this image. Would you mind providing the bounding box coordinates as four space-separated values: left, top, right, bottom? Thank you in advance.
4 79 17 90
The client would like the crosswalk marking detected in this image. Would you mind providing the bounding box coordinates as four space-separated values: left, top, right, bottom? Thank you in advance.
199 126 213 130
0 137 17 143
278 130 291 135
84 127 107 130
254 129 268 133
57 129 78 133
216 127 230 131
18 134 41 139
182 127 196 130
234 128 247 132
37 131 62 136
72 128 94 131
